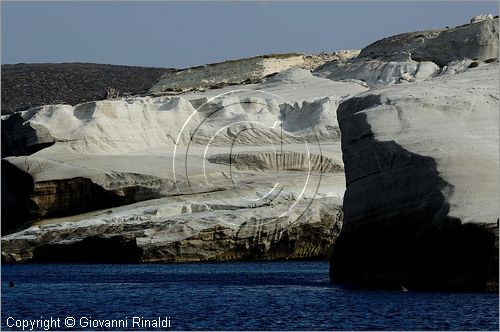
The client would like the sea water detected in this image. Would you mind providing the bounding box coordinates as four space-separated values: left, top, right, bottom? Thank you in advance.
2 261 498 330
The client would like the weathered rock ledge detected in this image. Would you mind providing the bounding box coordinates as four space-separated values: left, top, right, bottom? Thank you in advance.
2 197 342 263
149 51 359 94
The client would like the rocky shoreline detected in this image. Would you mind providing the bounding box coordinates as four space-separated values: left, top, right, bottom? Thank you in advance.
2 16 498 291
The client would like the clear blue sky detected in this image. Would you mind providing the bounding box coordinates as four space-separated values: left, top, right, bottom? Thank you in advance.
2 1 498 68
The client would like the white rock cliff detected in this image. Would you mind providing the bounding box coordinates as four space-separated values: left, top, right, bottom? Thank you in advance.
1 17 498 291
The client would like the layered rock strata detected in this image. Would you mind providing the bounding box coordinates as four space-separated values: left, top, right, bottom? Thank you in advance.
2 196 342 263
149 51 359 94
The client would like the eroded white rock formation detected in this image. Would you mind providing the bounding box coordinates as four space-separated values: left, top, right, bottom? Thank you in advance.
314 52 441 85
1 68 358 258
314 17 498 88
149 51 360 94
3 69 366 156
2 194 343 263
2 16 498 287
358 16 498 65
337 63 499 231
330 19 499 290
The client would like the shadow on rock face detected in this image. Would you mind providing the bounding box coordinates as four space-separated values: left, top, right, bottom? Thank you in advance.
31 235 143 263
1 160 37 235
1 159 166 235
1 112 55 157
330 95 499 291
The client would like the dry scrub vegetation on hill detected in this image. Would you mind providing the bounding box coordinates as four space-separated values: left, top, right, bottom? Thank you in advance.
1 63 171 115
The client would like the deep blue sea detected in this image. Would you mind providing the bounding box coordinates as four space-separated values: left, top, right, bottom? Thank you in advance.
2 261 498 331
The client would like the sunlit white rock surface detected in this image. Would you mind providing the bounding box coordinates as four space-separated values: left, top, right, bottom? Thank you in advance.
149 51 360 94
358 17 498 66
314 18 498 87
330 54 499 291
2 16 498 286
2 67 360 260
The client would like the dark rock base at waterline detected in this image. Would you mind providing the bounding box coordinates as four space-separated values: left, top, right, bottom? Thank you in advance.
30 235 143 263
330 222 499 292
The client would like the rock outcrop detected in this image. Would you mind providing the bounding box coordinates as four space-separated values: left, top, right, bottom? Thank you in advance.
2 196 342 263
2 15 498 285
314 52 440 86
149 51 359 94
1 157 170 234
314 18 498 87
357 16 498 66
1 68 357 258
2 69 365 157
331 61 499 291
326 16 500 291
